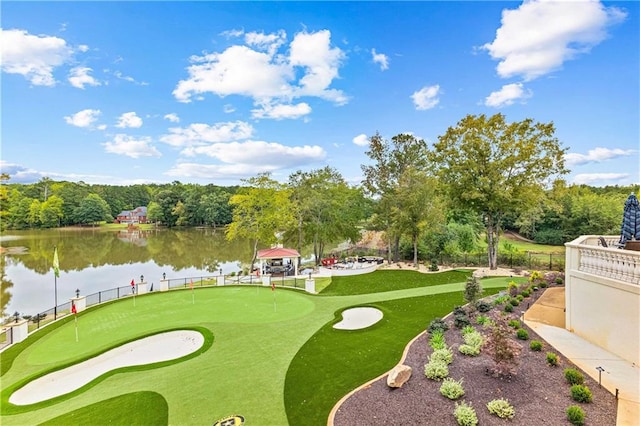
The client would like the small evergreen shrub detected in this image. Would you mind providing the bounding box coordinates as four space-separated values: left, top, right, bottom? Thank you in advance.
429 331 446 350
424 360 449 381
516 329 529 340
429 259 439 271
570 384 593 403
454 314 471 329
431 347 454 365
530 340 543 351
476 300 492 313
516 294 524 302
503 304 514 313
508 319 521 329
440 377 465 400
556 277 564 285
546 352 559 366
463 330 484 347
521 289 530 297
566 405 586 425
564 368 585 385
428 318 449 335
509 298 519 306
458 344 481 356
540 281 548 288
486 398 515 419
454 401 478 426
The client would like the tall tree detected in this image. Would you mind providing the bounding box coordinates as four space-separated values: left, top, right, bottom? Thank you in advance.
392 169 445 267
226 174 294 272
361 132 430 262
430 113 567 269
73 194 113 225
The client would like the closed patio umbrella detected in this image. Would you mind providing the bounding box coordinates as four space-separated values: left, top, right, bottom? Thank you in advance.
619 192 640 245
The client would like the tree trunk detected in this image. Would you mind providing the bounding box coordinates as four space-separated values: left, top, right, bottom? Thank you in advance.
394 235 400 262
313 234 319 265
413 233 419 268
297 216 303 268
486 216 499 270
250 238 259 273
387 232 393 264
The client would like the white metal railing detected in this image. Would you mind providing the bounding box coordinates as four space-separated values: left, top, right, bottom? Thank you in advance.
566 236 640 285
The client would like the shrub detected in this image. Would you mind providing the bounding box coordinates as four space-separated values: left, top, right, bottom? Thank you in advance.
508 319 521 329
521 289 530 297
556 277 564 285
530 340 543 351
516 329 529 340
546 352 559 366
461 325 475 335
516 294 524 302
464 276 483 306
566 405 586 425
486 398 515 419
454 314 471 329
483 321 522 377
429 330 446 350
440 377 465 400
476 300 492 313
476 315 490 326
428 318 449 335
463 330 484 347
564 368 585 385
509 298 519 306
493 294 510 306
503 304 514 313
458 344 481 356
454 401 478 426
507 280 519 296
540 281 548 288
431 347 454 365
425 360 449 381
429 259 439 271
570 384 593 403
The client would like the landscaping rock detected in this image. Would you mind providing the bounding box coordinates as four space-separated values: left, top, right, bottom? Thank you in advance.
386 364 412 388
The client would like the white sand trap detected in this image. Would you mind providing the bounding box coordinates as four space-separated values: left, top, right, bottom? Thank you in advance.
333 307 383 330
10 330 204 405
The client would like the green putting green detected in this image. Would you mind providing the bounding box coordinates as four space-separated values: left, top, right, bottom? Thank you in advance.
0 272 520 425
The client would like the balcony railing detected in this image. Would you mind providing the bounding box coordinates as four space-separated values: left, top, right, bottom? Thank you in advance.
566 235 640 285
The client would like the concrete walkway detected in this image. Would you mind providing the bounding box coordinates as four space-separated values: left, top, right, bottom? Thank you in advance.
524 287 639 426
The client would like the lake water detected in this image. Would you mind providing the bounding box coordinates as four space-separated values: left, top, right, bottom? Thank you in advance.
0 227 265 318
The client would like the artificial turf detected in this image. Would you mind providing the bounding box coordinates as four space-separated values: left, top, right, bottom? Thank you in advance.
0 271 520 425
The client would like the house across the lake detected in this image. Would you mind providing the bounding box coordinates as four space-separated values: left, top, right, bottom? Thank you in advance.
115 206 148 224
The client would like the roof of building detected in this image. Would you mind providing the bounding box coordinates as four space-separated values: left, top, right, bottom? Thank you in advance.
257 247 301 259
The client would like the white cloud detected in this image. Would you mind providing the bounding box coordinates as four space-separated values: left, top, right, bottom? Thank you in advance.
116 112 143 128
353 134 369 147
164 113 180 123
103 134 161 158
113 70 148 85
160 121 254 147
482 0 627 81
68 66 101 89
251 102 311 120
223 104 236 113
371 48 389 70
173 29 348 112
565 147 636 167
182 140 326 168
572 173 631 185
166 162 277 181
0 28 73 86
484 83 532 107
64 109 102 128
411 85 441 110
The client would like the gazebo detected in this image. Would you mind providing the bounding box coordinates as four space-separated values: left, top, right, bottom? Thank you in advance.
257 247 301 277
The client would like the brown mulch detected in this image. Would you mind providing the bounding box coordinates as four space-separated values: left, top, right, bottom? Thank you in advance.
332 289 618 426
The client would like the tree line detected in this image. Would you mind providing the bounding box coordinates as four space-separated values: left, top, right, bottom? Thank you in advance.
1 113 636 269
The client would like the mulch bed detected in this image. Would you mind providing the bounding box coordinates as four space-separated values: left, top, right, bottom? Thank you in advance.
333 287 618 425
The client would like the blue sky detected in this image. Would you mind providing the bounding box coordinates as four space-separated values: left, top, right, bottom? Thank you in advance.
1 1 638 187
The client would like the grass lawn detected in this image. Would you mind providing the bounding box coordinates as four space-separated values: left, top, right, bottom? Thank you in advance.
0 271 520 425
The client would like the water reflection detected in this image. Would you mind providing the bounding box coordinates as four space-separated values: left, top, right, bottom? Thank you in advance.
0 227 258 318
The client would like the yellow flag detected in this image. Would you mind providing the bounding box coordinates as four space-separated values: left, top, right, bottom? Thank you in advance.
53 247 60 278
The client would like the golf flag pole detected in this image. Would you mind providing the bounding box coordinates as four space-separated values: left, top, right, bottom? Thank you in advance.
190 279 194 304
53 246 60 319
272 280 276 312
71 301 78 342
131 279 136 307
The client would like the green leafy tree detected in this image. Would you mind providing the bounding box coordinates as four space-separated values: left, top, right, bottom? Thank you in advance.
172 200 189 226
226 174 294 272
146 201 163 226
74 194 112 225
40 195 64 228
155 188 182 227
361 132 430 262
0 173 11 230
27 199 42 228
430 113 568 269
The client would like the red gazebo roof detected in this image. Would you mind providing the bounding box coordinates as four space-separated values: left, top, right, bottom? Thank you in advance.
257 248 301 259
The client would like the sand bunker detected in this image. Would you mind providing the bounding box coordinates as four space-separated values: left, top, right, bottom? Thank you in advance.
333 307 383 330
9 330 204 405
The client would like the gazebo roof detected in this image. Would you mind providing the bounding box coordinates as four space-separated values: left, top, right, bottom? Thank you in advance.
257 247 301 259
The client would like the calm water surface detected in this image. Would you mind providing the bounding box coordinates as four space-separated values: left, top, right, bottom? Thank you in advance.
0 227 261 318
